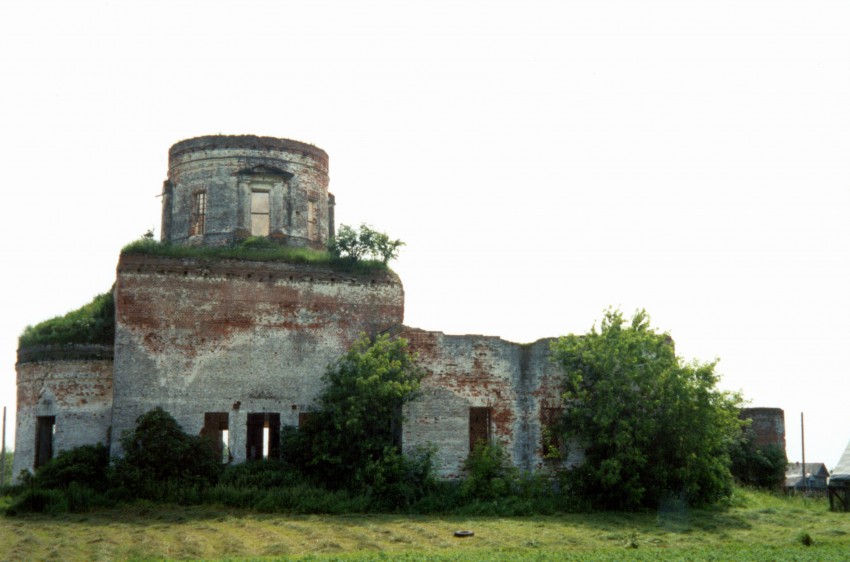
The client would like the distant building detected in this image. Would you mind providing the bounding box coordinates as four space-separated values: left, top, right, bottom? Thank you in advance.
828 439 850 511
785 462 829 491
740 407 785 451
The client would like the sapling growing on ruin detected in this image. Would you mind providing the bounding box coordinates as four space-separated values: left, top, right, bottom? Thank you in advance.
328 224 404 264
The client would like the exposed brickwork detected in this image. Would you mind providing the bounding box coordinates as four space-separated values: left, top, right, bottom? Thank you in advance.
401 328 583 478
18 135 753 482
13 348 113 478
164 135 332 249
741 407 786 450
112 254 404 462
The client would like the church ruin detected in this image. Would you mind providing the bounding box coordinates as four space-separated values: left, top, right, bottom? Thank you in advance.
14 135 578 480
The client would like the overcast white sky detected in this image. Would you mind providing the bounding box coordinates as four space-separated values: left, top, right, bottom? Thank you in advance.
1 0 848 468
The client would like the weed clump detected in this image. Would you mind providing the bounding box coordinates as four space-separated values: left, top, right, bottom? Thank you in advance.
797 531 814 546
19 291 114 348
121 236 388 273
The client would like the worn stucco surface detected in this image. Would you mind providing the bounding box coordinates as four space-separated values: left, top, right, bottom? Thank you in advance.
13 349 113 478
112 254 404 461
401 328 581 478
163 135 332 248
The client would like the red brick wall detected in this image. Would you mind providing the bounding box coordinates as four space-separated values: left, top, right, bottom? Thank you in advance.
113 254 404 461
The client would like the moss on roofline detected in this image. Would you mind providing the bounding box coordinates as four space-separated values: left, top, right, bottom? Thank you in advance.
19 291 115 349
120 237 389 273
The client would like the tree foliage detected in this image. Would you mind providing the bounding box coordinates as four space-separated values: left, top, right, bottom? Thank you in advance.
114 407 222 498
550 309 744 509
284 334 429 503
328 223 404 264
730 437 787 489
27 444 110 492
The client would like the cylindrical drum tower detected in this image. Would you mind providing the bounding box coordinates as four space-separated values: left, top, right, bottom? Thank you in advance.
161 135 333 249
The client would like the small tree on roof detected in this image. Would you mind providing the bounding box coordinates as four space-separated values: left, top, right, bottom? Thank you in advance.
328 224 404 265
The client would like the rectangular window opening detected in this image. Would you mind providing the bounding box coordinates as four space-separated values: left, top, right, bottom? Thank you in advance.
35 415 56 469
540 407 563 459
190 192 206 236
298 412 315 428
246 412 280 461
307 200 318 240
251 190 271 236
468 407 492 453
201 412 229 463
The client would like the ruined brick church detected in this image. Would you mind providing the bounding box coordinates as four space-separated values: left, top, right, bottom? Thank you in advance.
14 135 579 480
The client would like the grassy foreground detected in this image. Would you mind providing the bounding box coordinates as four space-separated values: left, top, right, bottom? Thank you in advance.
1 488 847 561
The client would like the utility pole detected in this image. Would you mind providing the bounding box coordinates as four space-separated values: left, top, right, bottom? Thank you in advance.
1 406 6 487
801 412 807 492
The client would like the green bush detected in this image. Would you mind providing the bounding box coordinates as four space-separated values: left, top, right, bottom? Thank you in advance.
286 334 429 502
460 441 519 501
218 459 300 489
5 488 69 516
30 444 109 491
730 438 787 489
19 291 115 347
113 408 222 500
551 309 743 509
361 445 437 509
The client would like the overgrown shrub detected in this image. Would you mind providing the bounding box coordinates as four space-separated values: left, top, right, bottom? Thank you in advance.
283 334 433 507
551 309 744 509
460 441 519 501
19 291 115 347
361 445 437 509
288 335 423 483
730 438 787 489
5 488 69 516
113 407 222 500
30 443 109 491
218 459 300 489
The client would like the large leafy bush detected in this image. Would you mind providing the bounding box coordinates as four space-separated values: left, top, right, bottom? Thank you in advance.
551 309 744 509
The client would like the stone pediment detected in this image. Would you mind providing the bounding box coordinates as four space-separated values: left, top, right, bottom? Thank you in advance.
236 165 293 179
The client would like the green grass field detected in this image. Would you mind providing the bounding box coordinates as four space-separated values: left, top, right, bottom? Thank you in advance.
1 488 847 561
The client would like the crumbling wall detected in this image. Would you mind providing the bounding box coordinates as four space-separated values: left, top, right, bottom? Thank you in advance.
164 135 332 248
741 407 786 451
401 328 578 478
113 254 404 462
13 345 113 478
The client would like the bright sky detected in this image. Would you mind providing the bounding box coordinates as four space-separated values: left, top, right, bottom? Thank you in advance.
1 0 848 468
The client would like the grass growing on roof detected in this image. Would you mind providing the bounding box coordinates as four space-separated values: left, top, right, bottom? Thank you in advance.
18 291 114 347
121 236 389 273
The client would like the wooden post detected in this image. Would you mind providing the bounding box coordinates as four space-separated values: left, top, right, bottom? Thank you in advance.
0 406 6 487
800 412 807 492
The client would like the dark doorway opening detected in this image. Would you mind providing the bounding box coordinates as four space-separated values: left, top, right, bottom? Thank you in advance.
469 407 492 452
35 415 56 468
201 412 229 462
246 412 280 461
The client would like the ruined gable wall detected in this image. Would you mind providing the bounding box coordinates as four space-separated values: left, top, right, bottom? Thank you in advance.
13 345 113 478
113 254 403 461
401 328 574 478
